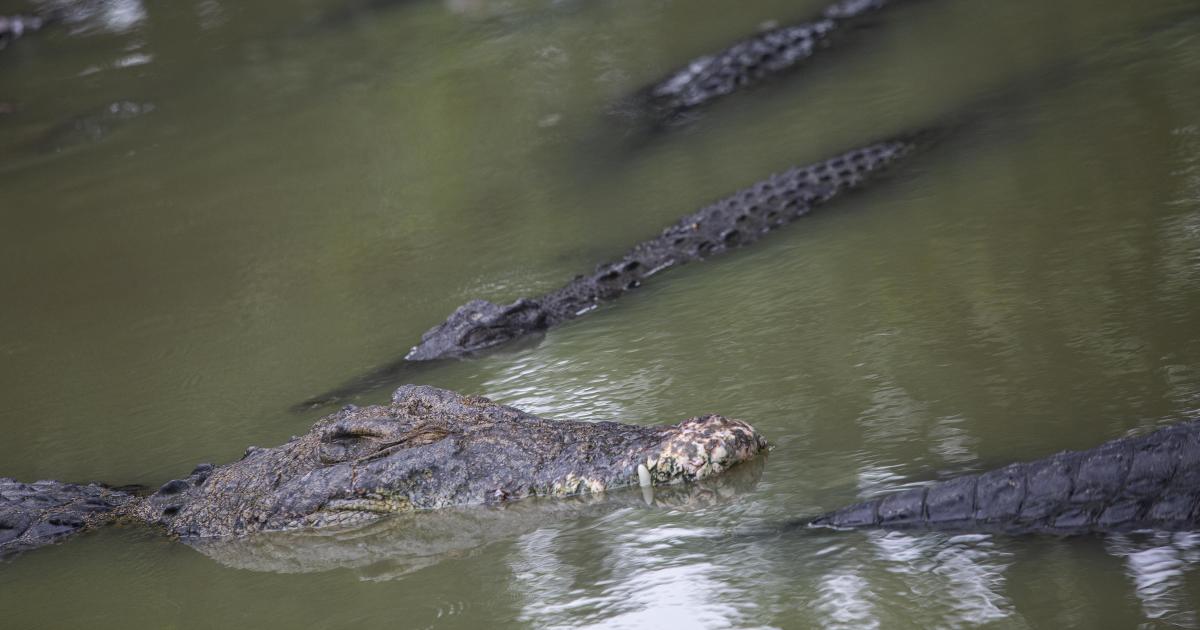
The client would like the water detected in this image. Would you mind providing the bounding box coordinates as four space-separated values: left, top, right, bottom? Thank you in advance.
2 0 1200 627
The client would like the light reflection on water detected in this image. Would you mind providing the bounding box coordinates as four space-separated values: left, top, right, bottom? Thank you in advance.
36 0 148 35
1108 533 1200 629
509 511 772 629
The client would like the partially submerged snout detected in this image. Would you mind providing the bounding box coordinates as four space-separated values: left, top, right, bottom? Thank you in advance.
637 415 769 486
540 413 769 499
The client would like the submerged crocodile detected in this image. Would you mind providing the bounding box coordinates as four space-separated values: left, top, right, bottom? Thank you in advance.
36 100 157 153
633 0 901 125
298 131 927 409
0 385 767 559
807 420 1200 536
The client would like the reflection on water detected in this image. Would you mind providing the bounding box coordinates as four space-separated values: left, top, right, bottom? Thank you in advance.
872 532 1014 627
36 0 148 35
801 532 1017 628
511 520 762 629
814 566 878 630
1108 533 1200 629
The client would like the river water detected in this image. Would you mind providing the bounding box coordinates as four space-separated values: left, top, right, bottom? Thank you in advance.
2 0 1200 627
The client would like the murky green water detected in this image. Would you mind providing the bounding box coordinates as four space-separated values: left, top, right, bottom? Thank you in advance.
2 0 1200 627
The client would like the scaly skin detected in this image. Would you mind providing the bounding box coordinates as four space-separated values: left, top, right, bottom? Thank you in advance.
403 133 922 363
636 0 897 124
0 479 135 559
808 420 1200 535
187 457 766 577
0 386 767 558
294 131 928 409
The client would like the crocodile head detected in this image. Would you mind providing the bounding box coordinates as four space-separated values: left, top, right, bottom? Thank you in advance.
405 298 549 361
140 386 768 537
187 455 766 577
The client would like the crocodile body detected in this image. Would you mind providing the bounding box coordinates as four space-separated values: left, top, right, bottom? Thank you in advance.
0 385 766 558
636 0 896 124
808 420 1200 536
404 134 918 362
293 132 925 409
0 478 135 558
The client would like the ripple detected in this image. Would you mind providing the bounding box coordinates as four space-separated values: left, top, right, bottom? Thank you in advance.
1107 532 1200 628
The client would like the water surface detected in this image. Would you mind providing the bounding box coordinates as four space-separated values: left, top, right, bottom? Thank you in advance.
2 0 1200 627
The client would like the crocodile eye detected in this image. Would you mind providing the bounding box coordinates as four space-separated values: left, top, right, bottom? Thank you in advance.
318 423 390 464
318 430 383 464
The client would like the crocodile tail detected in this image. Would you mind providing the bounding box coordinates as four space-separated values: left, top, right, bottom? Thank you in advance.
807 420 1200 536
0 478 137 558
787 131 929 201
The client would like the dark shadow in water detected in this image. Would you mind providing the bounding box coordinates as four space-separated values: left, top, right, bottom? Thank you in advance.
290 330 548 412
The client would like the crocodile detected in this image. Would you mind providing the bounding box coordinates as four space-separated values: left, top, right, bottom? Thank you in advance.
188 456 765 578
297 131 928 409
0 385 767 559
632 0 901 126
806 420 1200 536
404 135 920 363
